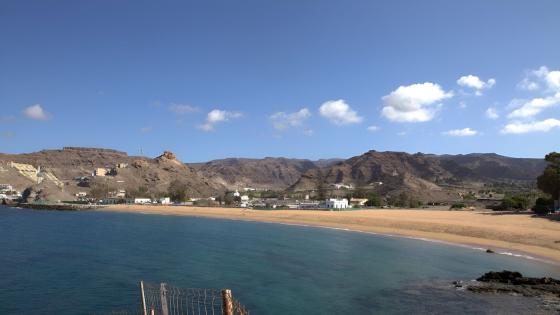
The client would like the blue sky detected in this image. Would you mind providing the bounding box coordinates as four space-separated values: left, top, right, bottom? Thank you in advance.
1 0 559 162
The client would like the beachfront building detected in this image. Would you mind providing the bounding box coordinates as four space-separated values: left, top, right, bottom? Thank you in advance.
325 198 349 209
240 195 250 202
159 197 171 205
134 198 152 204
233 190 240 197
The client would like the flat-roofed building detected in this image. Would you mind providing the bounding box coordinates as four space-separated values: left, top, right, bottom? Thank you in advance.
325 198 349 209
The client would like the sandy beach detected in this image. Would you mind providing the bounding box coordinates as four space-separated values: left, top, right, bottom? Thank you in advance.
106 205 560 265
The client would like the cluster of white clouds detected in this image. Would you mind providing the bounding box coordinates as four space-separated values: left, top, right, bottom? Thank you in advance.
381 82 453 123
501 119 560 134
500 65 560 134
198 109 242 131
457 75 496 96
442 127 478 137
16 66 560 138
378 75 499 137
507 93 560 119
23 104 50 121
318 99 363 125
270 108 311 131
518 66 560 92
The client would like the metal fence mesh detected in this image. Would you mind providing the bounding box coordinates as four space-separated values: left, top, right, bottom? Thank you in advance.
144 283 225 315
94 282 249 315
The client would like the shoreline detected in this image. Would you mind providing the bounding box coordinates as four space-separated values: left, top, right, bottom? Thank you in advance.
103 205 560 266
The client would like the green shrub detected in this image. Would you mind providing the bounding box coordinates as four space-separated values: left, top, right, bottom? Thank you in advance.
450 203 466 209
493 194 531 211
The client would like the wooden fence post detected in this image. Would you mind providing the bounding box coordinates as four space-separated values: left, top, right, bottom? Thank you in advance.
160 282 169 315
140 281 147 315
221 289 234 315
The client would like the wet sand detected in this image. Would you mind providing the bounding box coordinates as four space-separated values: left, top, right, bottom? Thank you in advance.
105 205 560 265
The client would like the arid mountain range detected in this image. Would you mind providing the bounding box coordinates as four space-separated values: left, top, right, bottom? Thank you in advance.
0 147 547 202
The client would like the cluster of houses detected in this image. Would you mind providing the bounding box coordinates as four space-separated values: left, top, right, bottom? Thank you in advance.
232 189 367 209
0 184 22 201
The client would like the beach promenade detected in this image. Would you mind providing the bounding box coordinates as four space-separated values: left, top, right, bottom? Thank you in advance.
106 205 560 265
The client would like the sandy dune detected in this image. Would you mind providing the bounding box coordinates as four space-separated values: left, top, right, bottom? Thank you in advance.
105 205 560 265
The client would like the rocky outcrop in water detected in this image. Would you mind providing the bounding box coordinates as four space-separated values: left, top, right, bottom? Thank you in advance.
470 270 560 295
455 271 560 313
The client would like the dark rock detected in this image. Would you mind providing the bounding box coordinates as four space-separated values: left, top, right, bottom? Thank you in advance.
486 249 495 253
468 270 560 299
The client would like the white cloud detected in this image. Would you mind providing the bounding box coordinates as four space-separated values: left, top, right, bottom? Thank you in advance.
443 127 478 137
381 82 453 122
367 125 380 132
140 126 152 133
270 108 311 130
23 104 50 120
517 78 540 91
168 103 199 114
198 109 242 131
457 75 496 94
501 118 560 134
507 93 560 119
485 107 499 119
458 101 467 109
518 66 560 92
319 99 363 125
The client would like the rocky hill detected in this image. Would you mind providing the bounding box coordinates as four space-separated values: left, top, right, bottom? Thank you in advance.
288 150 546 202
189 157 319 190
0 147 223 201
0 147 547 203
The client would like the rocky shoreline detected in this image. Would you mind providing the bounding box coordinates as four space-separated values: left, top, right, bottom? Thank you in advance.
454 271 560 313
1 202 103 211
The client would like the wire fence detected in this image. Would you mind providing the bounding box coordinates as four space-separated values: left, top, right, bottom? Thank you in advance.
93 282 249 315
144 283 224 315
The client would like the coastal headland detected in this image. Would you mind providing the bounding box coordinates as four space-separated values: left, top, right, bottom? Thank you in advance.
105 205 560 265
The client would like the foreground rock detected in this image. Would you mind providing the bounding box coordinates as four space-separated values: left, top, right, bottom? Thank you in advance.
457 270 560 313
467 271 560 296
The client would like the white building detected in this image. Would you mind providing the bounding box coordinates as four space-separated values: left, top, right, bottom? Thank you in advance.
240 195 250 202
325 198 349 209
233 190 240 197
159 197 171 205
134 198 152 204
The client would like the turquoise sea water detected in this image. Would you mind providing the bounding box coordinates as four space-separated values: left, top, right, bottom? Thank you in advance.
1 206 559 314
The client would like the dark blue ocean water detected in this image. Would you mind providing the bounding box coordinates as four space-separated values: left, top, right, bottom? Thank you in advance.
1 206 559 314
